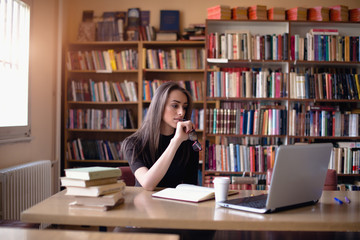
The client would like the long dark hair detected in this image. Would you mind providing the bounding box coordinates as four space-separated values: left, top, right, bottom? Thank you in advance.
121 82 193 164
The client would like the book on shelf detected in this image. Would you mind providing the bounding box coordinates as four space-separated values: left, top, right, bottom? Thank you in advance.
286 7 307 21
231 7 247 20
309 28 339 35
74 191 124 206
207 5 231 20
97 12 118 41
329 5 349 22
206 143 279 173
126 8 140 41
65 181 126 197
159 10 180 33
308 6 330 21
152 183 237 203
69 197 124 211
349 8 360 22
64 166 122 180
60 176 118 188
248 5 267 20
77 20 96 42
267 7 285 20
156 32 178 41
182 23 205 40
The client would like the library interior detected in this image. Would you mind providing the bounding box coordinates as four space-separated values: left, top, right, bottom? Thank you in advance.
1 0 360 239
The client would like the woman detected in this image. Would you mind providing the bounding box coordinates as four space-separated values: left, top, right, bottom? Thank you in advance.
121 82 199 190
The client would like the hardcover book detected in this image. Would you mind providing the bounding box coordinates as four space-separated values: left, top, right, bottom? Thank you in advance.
160 10 180 32
152 183 237 203
74 191 124 206
69 198 124 211
65 181 126 197
64 166 122 180
60 176 118 187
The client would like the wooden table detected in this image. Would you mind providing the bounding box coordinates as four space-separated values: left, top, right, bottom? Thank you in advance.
21 187 360 232
0 227 179 240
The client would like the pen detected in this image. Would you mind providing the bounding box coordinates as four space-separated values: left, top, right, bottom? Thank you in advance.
334 197 343 204
345 196 351 204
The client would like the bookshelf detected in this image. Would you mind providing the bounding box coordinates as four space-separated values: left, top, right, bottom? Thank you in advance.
203 19 360 190
63 40 206 170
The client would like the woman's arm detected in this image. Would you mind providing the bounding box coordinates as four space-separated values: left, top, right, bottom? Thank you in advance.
135 120 193 191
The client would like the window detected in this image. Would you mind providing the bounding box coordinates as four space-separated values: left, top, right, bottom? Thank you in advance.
0 0 31 143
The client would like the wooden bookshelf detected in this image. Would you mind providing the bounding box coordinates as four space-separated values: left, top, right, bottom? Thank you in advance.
203 19 360 190
63 40 206 170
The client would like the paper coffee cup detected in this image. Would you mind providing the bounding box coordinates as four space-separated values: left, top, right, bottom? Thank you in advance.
213 177 230 202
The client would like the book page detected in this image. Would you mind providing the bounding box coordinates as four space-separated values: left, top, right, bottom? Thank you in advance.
175 184 215 193
152 188 214 203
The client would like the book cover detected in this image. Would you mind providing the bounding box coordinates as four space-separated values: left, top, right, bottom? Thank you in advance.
74 191 124 206
160 10 180 32
65 181 126 197
69 198 124 211
65 166 122 180
152 184 237 203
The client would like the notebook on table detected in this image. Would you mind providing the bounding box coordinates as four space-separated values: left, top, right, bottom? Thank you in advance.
217 143 333 214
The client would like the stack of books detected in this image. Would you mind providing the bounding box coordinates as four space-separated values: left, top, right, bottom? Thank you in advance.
231 7 248 20
207 5 231 20
182 24 205 41
61 166 125 211
267 7 285 20
286 7 307 21
308 6 330 21
248 5 267 20
349 8 360 22
329 5 349 21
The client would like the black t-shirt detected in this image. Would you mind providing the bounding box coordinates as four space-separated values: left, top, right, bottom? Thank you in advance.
124 134 199 188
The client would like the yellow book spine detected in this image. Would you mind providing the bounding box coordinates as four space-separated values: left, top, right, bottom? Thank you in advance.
108 49 117 71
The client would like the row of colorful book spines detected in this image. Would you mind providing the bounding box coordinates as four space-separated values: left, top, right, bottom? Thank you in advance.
145 48 205 70
206 71 288 98
338 184 360 191
207 32 289 60
290 35 360 62
67 108 135 130
331 147 360 174
191 109 204 131
288 110 359 137
203 174 267 186
142 80 203 101
69 80 138 102
203 183 266 190
67 49 138 71
205 144 278 173
207 32 252 60
67 139 122 161
206 108 287 136
289 73 360 100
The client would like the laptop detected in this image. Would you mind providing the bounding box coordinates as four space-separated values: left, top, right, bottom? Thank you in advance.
217 143 333 213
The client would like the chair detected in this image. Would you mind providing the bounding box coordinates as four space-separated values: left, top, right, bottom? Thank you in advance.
119 166 135 186
266 168 337 190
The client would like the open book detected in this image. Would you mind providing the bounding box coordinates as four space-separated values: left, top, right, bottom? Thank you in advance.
152 184 237 203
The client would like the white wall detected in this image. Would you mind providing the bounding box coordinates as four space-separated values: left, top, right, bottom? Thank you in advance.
0 0 60 193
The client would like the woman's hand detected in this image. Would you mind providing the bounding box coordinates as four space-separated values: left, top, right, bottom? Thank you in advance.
173 120 194 143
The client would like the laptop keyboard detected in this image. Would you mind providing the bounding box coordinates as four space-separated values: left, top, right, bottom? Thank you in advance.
225 194 268 209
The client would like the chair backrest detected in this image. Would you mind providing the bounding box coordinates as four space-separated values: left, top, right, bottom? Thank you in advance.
119 166 135 186
266 168 337 190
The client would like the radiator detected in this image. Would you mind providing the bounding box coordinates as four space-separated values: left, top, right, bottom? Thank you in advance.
0 160 52 220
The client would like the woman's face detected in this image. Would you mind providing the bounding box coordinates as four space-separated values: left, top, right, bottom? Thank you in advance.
161 90 188 135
